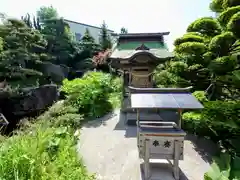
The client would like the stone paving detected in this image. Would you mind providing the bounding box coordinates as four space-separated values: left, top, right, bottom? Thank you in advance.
77 110 218 180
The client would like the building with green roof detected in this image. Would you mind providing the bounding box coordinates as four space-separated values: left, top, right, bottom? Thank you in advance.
109 32 174 88
109 32 174 112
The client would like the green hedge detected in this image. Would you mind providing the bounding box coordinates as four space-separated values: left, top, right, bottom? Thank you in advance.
61 71 122 118
183 99 240 144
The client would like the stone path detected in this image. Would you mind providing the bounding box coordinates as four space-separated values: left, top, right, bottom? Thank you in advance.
77 110 217 180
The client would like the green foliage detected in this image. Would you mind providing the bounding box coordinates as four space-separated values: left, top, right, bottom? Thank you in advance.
61 71 120 118
209 32 236 56
153 69 190 88
227 12 240 38
193 91 209 104
218 6 240 27
175 42 207 55
37 5 58 23
187 17 222 37
81 28 95 44
39 101 83 129
204 153 231 180
99 21 112 50
77 29 101 67
174 32 205 46
222 0 240 10
210 0 225 13
204 153 240 180
120 27 128 34
182 112 207 135
168 61 188 76
0 18 48 83
41 18 78 66
0 100 94 180
183 100 240 142
209 56 237 75
0 37 3 52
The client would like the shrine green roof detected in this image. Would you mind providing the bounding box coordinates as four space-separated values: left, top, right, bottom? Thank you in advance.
117 41 168 50
110 48 174 59
109 32 174 60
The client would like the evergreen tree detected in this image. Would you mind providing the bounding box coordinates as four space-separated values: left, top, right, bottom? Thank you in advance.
0 18 49 85
81 28 95 43
74 28 101 70
99 21 112 50
37 5 58 23
154 0 240 100
120 27 128 34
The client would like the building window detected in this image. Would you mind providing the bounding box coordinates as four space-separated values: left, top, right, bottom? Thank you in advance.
75 33 82 41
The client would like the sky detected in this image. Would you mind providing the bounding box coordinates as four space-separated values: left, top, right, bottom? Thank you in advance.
0 0 215 50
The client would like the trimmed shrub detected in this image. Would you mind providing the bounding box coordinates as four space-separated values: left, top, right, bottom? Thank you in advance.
61 71 121 118
183 100 240 144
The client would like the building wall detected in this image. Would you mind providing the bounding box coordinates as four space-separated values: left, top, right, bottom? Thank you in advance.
64 19 114 43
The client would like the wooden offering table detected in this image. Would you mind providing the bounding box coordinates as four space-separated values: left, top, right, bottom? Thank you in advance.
129 87 204 180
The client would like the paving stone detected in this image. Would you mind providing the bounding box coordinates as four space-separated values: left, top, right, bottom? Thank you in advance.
77 110 212 180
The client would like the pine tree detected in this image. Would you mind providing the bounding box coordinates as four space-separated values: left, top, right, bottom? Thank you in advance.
99 21 112 50
41 18 77 65
81 28 95 43
120 27 128 34
0 18 49 86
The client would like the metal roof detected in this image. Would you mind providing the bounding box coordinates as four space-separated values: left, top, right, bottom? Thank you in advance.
110 49 174 60
131 92 204 110
111 32 170 37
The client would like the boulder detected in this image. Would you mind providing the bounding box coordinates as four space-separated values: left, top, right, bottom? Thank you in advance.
41 62 70 83
13 84 59 116
0 84 59 130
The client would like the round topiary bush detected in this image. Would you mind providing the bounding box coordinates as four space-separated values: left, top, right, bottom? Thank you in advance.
227 12 240 38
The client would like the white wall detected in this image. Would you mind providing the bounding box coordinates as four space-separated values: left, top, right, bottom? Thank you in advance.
65 20 114 43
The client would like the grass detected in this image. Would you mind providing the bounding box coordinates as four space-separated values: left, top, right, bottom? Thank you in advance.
0 72 122 180
0 101 95 180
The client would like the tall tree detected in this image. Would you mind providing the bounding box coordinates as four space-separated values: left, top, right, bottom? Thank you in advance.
0 18 49 85
41 18 77 66
154 0 240 100
21 13 41 30
120 27 128 34
21 13 32 28
74 28 101 70
37 6 58 23
99 21 112 50
81 28 95 44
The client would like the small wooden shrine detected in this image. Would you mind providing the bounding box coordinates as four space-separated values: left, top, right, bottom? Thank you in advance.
109 32 174 89
109 32 174 112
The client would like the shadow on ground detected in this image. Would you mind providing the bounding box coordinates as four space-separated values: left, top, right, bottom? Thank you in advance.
185 134 220 163
82 111 118 128
139 163 189 180
113 111 219 164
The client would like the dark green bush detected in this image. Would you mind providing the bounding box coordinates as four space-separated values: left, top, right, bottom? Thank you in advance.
218 6 240 27
183 100 240 144
227 11 240 38
36 101 83 130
